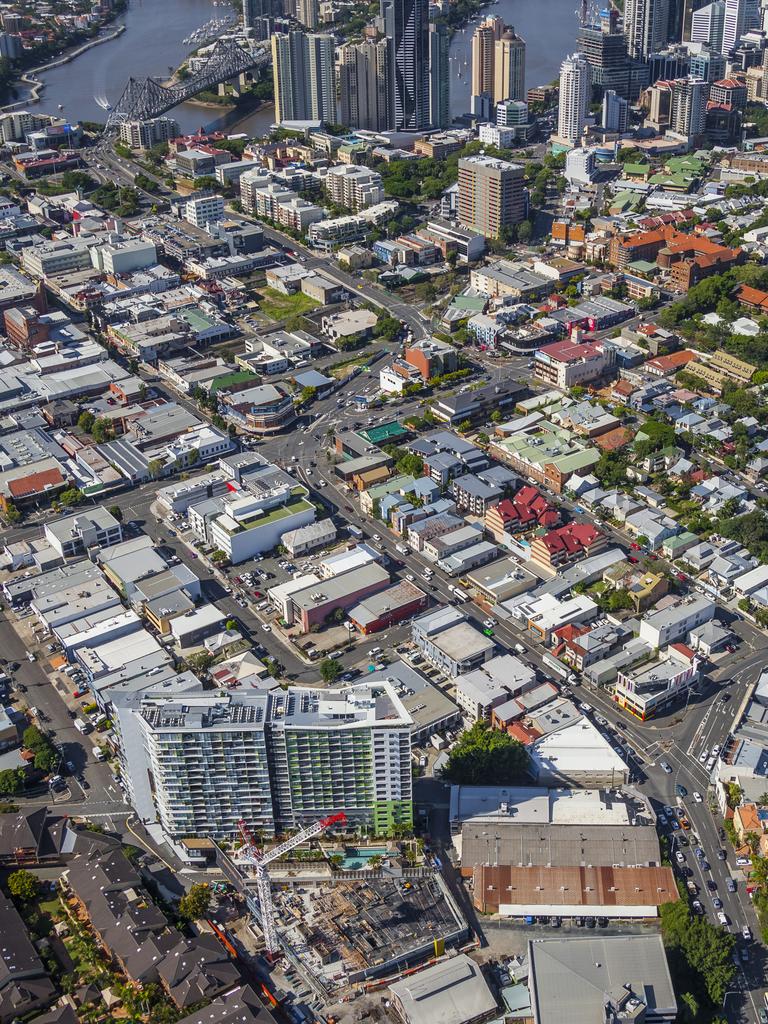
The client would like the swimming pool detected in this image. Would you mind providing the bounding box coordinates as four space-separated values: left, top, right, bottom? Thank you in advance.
339 846 388 870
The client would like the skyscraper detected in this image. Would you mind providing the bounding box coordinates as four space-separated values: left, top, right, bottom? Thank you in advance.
471 15 504 101
429 23 450 128
297 0 319 29
624 0 671 58
682 0 711 38
721 0 759 53
690 0 725 51
670 76 708 138
557 52 591 145
271 30 335 124
338 39 390 130
494 27 526 103
577 20 630 98
382 0 430 131
457 155 525 238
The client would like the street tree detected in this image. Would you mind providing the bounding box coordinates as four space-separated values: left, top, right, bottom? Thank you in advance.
7 869 39 902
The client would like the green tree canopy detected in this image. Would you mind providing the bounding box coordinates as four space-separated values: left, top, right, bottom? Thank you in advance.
443 722 529 786
7 869 39 902
320 658 342 684
178 882 211 921
0 767 25 796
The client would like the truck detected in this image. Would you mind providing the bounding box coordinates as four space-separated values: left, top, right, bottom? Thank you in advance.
396 543 409 556
73 718 90 734
92 746 107 762
347 524 364 540
450 585 470 603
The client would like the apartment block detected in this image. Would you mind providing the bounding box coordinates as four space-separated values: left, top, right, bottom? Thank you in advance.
128 684 413 838
325 164 385 210
457 155 525 238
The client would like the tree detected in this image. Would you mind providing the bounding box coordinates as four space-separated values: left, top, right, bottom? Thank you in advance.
91 418 114 444
59 488 84 508
107 505 123 523
490 410 503 424
178 883 211 921
7 869 39 902
518 220 533 243
186 652 214 675
443 722 529 785
4 502 20 524
77 411 95 433
457 419 472 434
148 459 164 480
0 768 24 796
225 619 238 631
320 658 342 684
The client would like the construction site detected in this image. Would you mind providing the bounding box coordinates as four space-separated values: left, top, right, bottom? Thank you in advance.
218 843 469 1002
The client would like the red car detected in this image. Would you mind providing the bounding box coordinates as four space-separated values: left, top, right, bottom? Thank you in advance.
628 555 639 563
648 553 658 560
252 590 262 598
676 572 687 581
73 689 84 698
630 542 641 550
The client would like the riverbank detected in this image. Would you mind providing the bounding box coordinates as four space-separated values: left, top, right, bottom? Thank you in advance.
2 23 126 113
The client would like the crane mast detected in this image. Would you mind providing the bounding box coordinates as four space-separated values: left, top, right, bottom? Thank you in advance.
235 813 346 954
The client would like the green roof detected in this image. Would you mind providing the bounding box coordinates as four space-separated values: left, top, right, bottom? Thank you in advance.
623 163 651 176
628 259 658 274
451 296 487 312
360 421 408 445
367 474 415 500
210 371 260 395
664 531 698 550
177 307 221 331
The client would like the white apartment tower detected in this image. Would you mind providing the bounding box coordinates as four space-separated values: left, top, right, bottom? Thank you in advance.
130 684 414 839
271 30 335 124
557 52 591 145
624 0 671 58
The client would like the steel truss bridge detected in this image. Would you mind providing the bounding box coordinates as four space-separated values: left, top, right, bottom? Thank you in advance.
105 39 269 130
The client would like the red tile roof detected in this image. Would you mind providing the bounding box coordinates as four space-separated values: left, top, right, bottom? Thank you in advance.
8 467 64 498
539 522 602 557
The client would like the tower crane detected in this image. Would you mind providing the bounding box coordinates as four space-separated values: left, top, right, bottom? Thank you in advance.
236 812 346 955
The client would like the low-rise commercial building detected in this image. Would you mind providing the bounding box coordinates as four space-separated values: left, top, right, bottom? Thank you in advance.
613 645 700 720
412 606 495 677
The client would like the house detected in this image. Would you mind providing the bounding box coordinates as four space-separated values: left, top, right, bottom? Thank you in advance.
0 892 56 1023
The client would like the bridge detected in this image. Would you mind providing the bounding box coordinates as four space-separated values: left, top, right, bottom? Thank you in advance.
105 39 269 130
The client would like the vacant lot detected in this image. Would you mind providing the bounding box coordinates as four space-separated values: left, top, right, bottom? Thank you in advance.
258 287 319 321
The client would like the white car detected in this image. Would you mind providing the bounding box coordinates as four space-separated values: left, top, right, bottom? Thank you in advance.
693 791 703 803
372 534 381 542
699 751 708 764
261 624 272 632
660 761 672 774
483 619 495 629
405 574 414 582
717 912 729 927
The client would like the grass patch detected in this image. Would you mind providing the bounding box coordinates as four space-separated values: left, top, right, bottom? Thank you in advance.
258 287 319 321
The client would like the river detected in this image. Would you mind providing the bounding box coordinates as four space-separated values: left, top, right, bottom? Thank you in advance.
449 0 581 117
27 0 579 134
26 0 276 136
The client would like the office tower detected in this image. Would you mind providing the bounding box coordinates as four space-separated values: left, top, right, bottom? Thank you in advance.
577 21 630 97
691 0 726 50
668 0 685 38
338 39 390 130
129 686 413 838
557 52 591 144
624 0 671 58
382 0 430 131
648 44 691 81
243 0 272 28
602 89 629 131
670 76 708 137
457 155 525 238
689 46 727 79
428 23 450 128
271 30 335 123
494 26 526 102
297 0 319 29
722 0 749 52
471 15 504 100
496 99 529 127
683 0 712 37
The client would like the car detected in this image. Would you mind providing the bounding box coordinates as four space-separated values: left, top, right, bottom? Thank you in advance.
695 847 705 859
660 761 672 774
628 555 639 563
675 784 688 797
706 880 718 891
675 851 685 864
677 834 689 846
693 791 703 803
663 805 675 817
579 703 592 713
712 897 723 909
261 624 272 632
742 925 752 940
676 572 687 582
717 912 728 927
372 534 381 542
759 1011 768 1024
657 813 668 827
726 878 736 892
77 775 89 790
574 916 584 927
717 848 727 860
630 542 641 550
597 917 609 928
736 855 752 866
740 946 749 962
585 917 596 928
483 618 495 629
701 860 710 871
711 744 721 756
719 692 730 702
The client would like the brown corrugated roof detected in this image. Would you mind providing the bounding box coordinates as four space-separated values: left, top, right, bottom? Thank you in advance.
473 864 678 912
